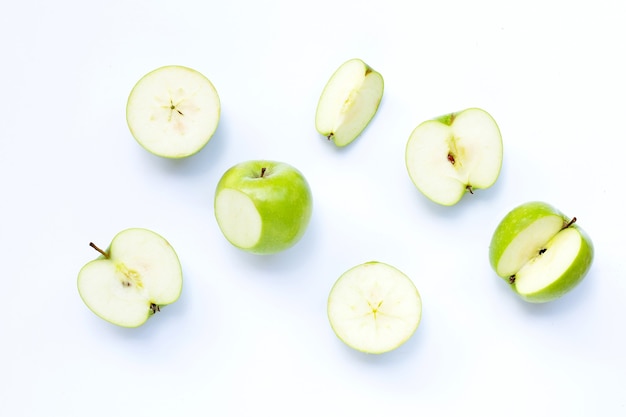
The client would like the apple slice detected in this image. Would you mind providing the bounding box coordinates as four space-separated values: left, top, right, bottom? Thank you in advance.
327 262 422 354
214 160 313 255
405 108 503 206
77 228 183 327
489 202 594 303
315 58 384 147
126 65 220 158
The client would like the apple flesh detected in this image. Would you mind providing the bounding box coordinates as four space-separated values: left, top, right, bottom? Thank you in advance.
405 108 503 206
327 261 422 354
489 202 594 303
214 160 313 255
315 58 384 147
126 65 220 159
77 228 183 327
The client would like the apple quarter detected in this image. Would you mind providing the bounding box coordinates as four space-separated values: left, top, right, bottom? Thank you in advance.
327 262 422 354
126 65 221 158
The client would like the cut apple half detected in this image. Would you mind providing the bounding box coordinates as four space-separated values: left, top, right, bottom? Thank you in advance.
315 58 384 147
489 202 594 303
327 261 422 354
406 108 502 206
126 65 220 159
77 228 183 327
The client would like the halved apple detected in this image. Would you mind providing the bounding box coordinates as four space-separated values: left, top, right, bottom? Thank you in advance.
405 108 503 206
327 261 422 354
77 228 183 327
489 202 594 303
315 58 384 147
126 65 220 158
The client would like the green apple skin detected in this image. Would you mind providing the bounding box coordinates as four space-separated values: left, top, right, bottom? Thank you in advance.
214 160 313 255
489 202 594 303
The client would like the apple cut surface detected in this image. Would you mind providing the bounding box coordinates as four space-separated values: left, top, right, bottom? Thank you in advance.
513 227 593 302
327 262 422 354
406 108 502 206
214 189 263 250
315 58 384 147
126 65 220 158
491 213 564 278
77 228 182 327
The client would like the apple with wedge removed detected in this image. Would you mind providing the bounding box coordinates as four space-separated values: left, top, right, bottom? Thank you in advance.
77 228 183 327
489 202 594 303
327 262 422 354
315 58 384 147
214 160 313 255
406 108 503 206
126 65 220 158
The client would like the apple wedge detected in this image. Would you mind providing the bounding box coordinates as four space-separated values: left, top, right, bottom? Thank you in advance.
327 262 422 354
315 58 384 147
77 228 183 327
405 108 502 206
126 65 220 158
489 202 594 303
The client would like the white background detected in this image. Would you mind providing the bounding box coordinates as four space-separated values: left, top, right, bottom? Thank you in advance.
1 1 625 416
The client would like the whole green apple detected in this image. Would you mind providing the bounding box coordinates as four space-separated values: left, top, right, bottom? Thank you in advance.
489 201 594 303
214 160 313 255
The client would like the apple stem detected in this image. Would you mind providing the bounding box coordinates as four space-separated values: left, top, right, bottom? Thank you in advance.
89 242 109 258
466 185 474 194
260 167 267 177
564 217 577 229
